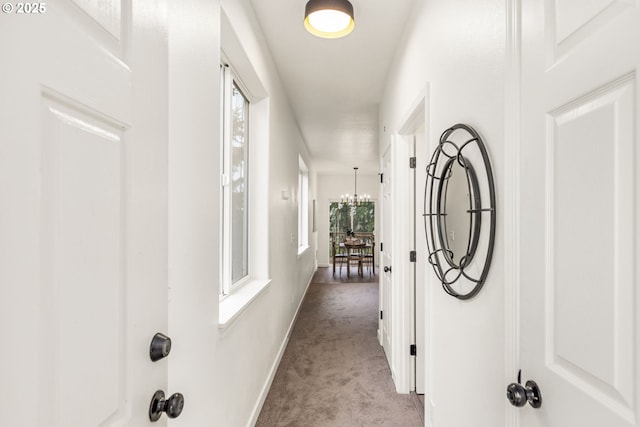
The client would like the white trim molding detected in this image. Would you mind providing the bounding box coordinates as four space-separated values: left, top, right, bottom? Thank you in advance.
504 0 522 425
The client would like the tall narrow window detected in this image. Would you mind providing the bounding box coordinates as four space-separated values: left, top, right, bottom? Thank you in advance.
221 64 250 295
231 82 249 283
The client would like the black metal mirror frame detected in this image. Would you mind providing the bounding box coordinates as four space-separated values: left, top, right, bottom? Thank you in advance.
424 124 496 300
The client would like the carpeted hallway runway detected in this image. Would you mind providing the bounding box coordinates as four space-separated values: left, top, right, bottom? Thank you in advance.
256 268 422 427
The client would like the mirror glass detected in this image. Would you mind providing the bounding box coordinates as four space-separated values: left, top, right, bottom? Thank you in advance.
425 123 496 300
441 160 471 266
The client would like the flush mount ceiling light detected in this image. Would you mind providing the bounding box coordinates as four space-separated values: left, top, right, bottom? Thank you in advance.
304 0 355 39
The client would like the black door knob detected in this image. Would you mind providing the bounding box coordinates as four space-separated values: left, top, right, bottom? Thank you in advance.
384 266 391 273
149 390 184 421
150 333 172 362
506 383 528 407
506 379 542 409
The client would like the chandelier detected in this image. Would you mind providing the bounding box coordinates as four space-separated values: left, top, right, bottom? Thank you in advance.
341 167 370 206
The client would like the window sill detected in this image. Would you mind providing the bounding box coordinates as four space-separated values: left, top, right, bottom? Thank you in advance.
297 245 310 258
218 278 271 329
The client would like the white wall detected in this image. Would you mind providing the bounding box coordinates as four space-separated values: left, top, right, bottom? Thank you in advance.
168 0 317 425
168 1 220 425
316 173 380 267
379 1 507 426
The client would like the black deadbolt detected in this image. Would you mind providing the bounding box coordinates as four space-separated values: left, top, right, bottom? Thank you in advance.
150 333 172 362
384 266 392 273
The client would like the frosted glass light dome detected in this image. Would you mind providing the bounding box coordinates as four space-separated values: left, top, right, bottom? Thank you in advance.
304 0 355 39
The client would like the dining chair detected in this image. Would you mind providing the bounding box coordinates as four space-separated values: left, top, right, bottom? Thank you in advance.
332 240 348 276
344 239 366 278
361 241 374 276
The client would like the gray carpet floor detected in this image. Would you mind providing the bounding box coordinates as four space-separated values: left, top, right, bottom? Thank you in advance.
256 268 422 427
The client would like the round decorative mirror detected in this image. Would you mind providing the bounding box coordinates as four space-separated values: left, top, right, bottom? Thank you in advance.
424 124 496 299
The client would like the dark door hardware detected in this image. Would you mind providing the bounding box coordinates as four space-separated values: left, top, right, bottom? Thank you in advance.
150 333 172 362
384 266 392 273
506 370 542 409
149 390 184 421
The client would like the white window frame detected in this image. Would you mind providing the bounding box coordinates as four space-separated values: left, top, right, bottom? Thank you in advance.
220 62 252 296
218 11 271 328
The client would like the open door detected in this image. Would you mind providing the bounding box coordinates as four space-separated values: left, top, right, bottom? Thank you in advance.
380 133 417 392
516 1 640 425
381 145 394 367
0 2 171 425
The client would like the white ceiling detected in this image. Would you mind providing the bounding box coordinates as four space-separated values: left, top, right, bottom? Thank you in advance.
250 0 416 175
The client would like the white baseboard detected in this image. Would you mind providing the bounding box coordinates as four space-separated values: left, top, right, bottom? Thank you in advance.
246 266 316 427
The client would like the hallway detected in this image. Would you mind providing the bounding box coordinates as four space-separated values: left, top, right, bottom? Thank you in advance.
3 1 640 425
256 268 422 426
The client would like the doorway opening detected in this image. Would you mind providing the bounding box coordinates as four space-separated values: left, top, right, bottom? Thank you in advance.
329 201 376 277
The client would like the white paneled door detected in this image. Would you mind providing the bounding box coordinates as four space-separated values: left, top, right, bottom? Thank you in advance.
519 0 639 425
0 2 169 426
381 145 394 366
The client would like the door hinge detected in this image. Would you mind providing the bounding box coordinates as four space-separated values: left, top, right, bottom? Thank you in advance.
380 242 383 252
409 157 416 168
410 250 416 262
380 310 383 320
379 172 384 183
410 344 417 356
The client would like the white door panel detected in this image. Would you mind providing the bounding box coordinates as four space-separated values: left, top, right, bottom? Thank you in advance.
382 145 393 366
0 2 168 426
41 99 128 425
519 0 639 425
